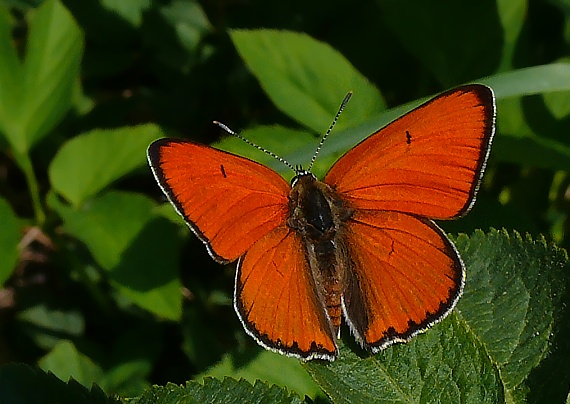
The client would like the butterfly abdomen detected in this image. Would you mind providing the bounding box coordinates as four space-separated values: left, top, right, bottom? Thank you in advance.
287 173 353 337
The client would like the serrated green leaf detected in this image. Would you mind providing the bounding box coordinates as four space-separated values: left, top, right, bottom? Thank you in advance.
38 340 103 390
455 230 570 402
301 230 569 403
199 349 322 400
0 0 83 155
230 29 385 133
132 377 306 404
0 197 21 285
49 124 165 207
48 191 183 320
0 363 117 404
305 316 502 403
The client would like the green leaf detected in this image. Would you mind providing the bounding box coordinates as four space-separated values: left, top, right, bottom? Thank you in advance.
48 191 183 320
242 64 570 175
483 63 570 98
101 0 151 27
49 124 165 207
544 89 570 120
0 363 117 404
543 59 570 120
0 197 21 285
132 377 305 404
141 0 212 74
0 8 21 138
17 304 84 350
303 230 569 403
49 191 155 270
455 230 569 402
490 97 570 171
496 0 527 71
485 63 570 171
38 340 104 389
230 29 385 133
199 350 322 400
305 318 502 403
160 0 211 53
111 217 183 321
212 64 570 183
98 325 160 396
0 0 83 155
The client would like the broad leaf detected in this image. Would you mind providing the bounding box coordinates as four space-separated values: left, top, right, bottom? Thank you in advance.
198 350 322 400
243 65 570 175
17 305 84 350
132 377 305 404
303 230 569 403
455 230 569 402
0 0 83 155
305 319 502 403
0 363 116 404
38 340 103 389
48 191 183 320
101 0 151 27
230 29 385 133
49 124 164 207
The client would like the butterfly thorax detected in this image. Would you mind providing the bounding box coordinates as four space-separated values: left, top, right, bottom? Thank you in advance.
287 173 354 337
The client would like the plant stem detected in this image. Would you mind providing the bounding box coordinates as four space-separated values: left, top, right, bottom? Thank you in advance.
17 152 45 225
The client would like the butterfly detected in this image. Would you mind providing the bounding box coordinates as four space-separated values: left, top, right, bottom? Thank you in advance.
147 84 495 361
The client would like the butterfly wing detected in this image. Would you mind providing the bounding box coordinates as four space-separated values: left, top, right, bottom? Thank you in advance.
235 224 337 360
148 139 290 263
150 140 337 359
325 85 495 220
341 210 463 350
325 85 494 350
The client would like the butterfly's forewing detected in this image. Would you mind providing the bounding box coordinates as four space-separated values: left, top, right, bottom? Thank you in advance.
148 139 290 262
325 85 495 220
235 225 337 360
342 210 463 350
326 84 495 350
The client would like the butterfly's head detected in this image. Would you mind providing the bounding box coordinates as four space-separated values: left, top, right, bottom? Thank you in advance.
291 169 316 187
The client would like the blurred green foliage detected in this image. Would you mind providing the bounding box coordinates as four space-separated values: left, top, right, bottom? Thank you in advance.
0 0 570 402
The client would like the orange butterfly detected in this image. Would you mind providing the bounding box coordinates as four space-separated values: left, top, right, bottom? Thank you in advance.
147 84 495 361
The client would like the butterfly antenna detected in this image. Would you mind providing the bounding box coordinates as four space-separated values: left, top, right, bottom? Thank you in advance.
307 91 353 172
213 121 297 173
